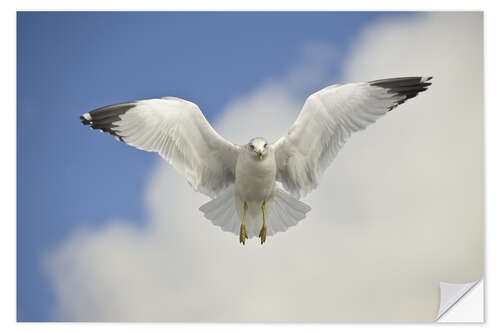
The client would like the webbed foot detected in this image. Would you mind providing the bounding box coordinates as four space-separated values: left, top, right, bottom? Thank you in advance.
240 224 248 245
260 201 267 244
240 201 249 245
259 225 267 244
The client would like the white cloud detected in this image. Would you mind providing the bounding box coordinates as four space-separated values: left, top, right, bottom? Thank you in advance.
44 12 483 322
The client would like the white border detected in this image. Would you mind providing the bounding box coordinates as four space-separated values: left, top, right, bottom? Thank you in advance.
4 0 498 331
5 0 492 11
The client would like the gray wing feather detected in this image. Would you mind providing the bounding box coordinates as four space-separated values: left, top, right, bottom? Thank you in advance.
273 76 432 198
81 97 240 198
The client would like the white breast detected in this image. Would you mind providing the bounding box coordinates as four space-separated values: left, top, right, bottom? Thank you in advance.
235 150 277 204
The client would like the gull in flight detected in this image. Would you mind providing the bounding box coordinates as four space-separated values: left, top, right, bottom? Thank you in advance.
81 76 432 245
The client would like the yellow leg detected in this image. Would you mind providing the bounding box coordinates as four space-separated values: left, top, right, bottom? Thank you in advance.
259 201 267 244
239 202 248 245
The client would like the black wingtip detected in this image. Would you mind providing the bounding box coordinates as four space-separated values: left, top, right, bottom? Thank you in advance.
80 112 94 125
369 76 433 110
80 102 136 142
80 115 91 125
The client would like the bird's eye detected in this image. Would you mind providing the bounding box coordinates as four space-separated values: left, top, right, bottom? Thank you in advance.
250 144 254 150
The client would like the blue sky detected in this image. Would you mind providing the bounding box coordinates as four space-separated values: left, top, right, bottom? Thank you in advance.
17 11 418 321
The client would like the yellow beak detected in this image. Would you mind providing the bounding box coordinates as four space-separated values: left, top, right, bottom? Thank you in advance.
258 151 263 160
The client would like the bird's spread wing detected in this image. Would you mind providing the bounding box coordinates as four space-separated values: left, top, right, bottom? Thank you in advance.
273 76 432 198
81 97 240 198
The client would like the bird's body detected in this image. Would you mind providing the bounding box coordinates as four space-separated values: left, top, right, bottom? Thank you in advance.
234 138 277 243
235 138 276 206
81 76 432 245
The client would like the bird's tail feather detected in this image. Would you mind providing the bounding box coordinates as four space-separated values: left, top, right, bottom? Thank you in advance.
265 187 311 236
199 185 240 235
199 184 311 239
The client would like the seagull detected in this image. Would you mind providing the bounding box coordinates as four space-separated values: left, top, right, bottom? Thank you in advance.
80 76 432 245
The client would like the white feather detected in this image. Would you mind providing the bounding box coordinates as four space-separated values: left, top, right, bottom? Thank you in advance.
85 77 429 241
112 97 240 198
200 185 310 238
272 82 403 198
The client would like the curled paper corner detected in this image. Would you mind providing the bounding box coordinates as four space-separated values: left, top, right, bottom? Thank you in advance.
436 279 483 322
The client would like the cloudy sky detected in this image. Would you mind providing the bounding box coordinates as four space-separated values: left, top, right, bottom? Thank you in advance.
17 12 483 322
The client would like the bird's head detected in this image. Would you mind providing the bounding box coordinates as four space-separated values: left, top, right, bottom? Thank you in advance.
247 137 269 160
